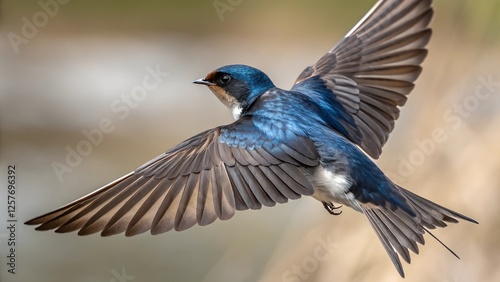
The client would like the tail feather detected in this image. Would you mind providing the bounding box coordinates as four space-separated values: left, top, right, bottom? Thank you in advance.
424 227 460 259
367 210 412 263
374 209 419 255
382 207 424 245
401 193 449 228
361 186 478 277
364 210 406 278
400 188 477 224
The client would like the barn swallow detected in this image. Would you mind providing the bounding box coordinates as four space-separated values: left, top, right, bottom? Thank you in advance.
26 0 477 277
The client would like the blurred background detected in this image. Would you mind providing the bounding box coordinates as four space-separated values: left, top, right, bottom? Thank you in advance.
1 0 499 281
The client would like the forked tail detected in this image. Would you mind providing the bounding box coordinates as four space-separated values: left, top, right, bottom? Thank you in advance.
361 186 478 277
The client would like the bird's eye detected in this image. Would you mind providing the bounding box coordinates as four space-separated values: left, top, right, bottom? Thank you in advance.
219 74 231 85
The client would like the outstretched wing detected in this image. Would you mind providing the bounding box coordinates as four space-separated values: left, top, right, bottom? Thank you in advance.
26 116 319 236
293 0 433 158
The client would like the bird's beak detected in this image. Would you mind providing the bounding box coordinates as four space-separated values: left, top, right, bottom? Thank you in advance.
193 78 215 86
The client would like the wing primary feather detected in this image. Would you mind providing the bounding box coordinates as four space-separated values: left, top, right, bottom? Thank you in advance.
151 176 187 234
213 166 236 219
125 178 173 236
101 177 161 236
77 177 152 235
196 169 218 226
174 173 200 231
56 176 145 234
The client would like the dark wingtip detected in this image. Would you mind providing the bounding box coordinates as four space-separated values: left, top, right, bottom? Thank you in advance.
34 225 52 231
25 218 38 225
25 214 51 225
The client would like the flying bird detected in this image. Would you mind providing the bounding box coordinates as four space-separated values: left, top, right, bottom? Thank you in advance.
26 0 477 277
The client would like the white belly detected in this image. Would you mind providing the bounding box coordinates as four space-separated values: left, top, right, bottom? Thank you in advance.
307 167 362 212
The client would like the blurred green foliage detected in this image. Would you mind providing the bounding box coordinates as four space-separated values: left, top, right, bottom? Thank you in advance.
4 0 500 41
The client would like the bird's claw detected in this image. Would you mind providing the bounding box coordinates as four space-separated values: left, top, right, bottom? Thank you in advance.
322 202 343 215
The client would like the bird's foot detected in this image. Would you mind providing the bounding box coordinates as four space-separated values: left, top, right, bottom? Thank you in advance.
322 201 342 215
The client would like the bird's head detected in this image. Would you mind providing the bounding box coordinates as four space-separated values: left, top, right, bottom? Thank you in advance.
194 64 275 119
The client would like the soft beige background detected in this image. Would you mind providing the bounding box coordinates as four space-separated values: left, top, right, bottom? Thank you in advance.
1 0 499 281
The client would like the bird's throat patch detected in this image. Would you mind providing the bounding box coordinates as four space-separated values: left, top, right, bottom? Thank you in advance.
208 85 238 109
